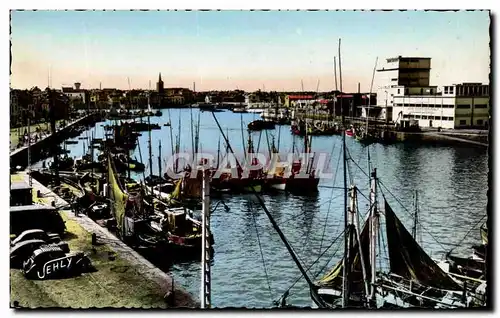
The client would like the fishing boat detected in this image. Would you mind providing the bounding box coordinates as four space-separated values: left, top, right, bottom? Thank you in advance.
248 120 276 131
345 125 355 137
314 188 469 308
264 152 287 192
147 201 214 260
291 120 339 136
232 107 248 113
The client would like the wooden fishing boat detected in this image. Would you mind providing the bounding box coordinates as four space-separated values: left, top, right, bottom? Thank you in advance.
248 120 276 131
314 193 469 309
355 131 376 145
291 121 339 136
147 202 214 260
232 108 248 113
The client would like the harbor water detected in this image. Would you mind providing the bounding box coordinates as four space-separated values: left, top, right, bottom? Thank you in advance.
31 108 488 308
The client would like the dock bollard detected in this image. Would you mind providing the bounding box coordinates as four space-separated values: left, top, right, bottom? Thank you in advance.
164 277 175 306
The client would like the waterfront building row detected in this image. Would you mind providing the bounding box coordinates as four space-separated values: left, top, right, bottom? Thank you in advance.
374 56 490 129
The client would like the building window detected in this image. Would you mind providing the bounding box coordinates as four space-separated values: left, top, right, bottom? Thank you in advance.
475 104 487 109
430 89 434 94
422 115 428 119
435 116 441 120
398 89 400 94
444 86 449 94
450 86 454 94
420 88 423 94
459 120 467 125
428 104 434 108
477 119 483 125
457 104 470 109
415 115 421 119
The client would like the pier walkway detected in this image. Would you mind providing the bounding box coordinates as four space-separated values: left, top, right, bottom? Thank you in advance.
424 132 488 147
10 172 197 309
10 114 91 157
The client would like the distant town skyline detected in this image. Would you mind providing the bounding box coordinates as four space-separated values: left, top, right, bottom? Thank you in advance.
10 10 490 92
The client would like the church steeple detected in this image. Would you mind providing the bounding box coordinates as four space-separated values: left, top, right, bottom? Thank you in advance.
156 72 164 94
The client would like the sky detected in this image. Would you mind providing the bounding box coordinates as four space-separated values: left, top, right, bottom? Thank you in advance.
10 10 491 92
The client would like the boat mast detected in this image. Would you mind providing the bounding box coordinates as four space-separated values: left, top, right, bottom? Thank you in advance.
48 90 60 186
350 185 370 301
216 135 221 169
147 112 153 196
369 168 379 302
158 141 162 183
167 108 174 163
195 111 201 154
339 37 351 308
240 114 246 161
366 57 378 137
333 56 338 121
200 167 211 308
27 104 31 186
190 103 195 157
412 190 419 240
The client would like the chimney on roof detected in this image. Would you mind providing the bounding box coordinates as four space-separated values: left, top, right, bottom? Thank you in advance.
358 83 360 94
74 82 81 90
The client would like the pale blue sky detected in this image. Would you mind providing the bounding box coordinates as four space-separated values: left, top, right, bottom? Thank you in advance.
10 10 490 92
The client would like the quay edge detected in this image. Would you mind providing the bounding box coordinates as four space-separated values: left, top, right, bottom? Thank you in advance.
10 113 103 165
10 172 198 309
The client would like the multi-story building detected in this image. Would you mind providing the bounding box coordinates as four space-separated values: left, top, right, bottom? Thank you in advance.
61 82 88 110
376 56 490 129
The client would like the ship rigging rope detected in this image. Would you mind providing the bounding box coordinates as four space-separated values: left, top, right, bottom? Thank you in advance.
377 187 449 255
278 228 346 302
343 148 454 256
318 144 342 255
346 144 366 186
325 135 340 168
276 192 343 230
447 214 486 255
248 200 274 300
